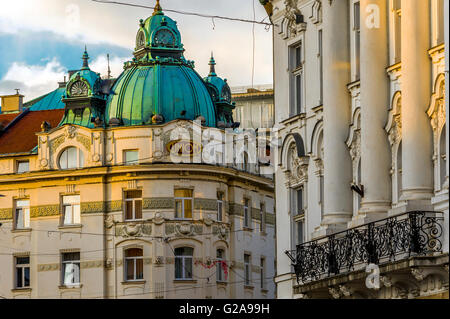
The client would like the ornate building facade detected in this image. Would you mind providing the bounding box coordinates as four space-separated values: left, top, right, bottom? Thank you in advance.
260 0 449 299
0 3 275 299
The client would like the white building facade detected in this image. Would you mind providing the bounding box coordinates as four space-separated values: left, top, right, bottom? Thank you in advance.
260 0 449 299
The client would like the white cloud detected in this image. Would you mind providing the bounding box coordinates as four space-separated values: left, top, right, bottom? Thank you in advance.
0 58 66 101
0 0 273 86
90 55 128 79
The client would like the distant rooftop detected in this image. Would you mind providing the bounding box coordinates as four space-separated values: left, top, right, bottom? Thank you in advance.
230 84 273 94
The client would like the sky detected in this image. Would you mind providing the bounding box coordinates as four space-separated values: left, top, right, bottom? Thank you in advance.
0 0 273 102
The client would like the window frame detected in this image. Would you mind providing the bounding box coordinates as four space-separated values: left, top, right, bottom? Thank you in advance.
16 160 30 174
61 252 81 287
124 248 144 282
288 40 305 116
260 257 265 290
58 147 84 170
124 190 143 221
14 255 30 289
243 198 251 228
217 193 224 222
123 149 139 165
174 189 193 220
259 203 266 233
14 199 30 230
244 253 251 286
216 249 226 283
174 247 194 280
61 195 81 226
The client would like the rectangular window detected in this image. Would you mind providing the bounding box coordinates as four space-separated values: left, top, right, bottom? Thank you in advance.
216 249 226 282
15 200 30 230
175 247 193 280
244 254 251 286
217 193 224 222
125 248 143 281
289 43 303 116
15 256 30 289
62 195 81 225
320 175 324 219
124 150 139 165
243 199 250 228
259 203 265 232
354 1 361 79
318 29 323 104
16 161 30 174
297 219 305 245
124 190 143 221
260 257 265 289
62 252 80 286
296 188 304 215
174 189 193 219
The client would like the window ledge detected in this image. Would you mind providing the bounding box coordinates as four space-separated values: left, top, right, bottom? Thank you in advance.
59 284 82 289
121 280 146 285
243 227 253 232
216 281 228 286
261 288 269 294
11 288 32 293
173 279 197 284
11 228 32 233
244 285 254 290
58 224 82 230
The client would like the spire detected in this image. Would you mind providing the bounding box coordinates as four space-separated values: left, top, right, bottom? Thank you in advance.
208 52 217 77
153 0 163 16
82 46 90 70
107 53 111 79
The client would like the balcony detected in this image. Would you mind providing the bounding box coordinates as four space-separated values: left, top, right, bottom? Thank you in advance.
286 211 445 286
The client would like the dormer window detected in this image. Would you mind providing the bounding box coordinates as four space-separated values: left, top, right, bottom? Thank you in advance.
137 31 146 48
70 81 89 97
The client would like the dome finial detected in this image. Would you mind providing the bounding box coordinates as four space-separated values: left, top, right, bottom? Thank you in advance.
208 52 216 77
82 46 90 70
153 0 163 15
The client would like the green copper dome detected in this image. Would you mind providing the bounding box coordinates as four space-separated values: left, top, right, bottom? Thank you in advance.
105 62 216 127
105 2 217 127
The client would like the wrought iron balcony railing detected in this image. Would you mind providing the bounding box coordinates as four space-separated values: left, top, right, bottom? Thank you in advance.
285 211 444 284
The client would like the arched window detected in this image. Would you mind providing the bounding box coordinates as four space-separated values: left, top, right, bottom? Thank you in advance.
124 248 143 281
216 249 226 282
175 247 193 280
59 147 84 169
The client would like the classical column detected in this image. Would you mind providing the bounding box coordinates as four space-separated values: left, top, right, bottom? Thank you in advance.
315 0 353 236
400 0 433 207
355 0 391 225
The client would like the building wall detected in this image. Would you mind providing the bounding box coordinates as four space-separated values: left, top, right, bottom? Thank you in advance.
0 121 275 299
268 0 448 298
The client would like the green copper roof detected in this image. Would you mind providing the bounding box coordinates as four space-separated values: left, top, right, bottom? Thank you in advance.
24 87 66 111
105 62 216 127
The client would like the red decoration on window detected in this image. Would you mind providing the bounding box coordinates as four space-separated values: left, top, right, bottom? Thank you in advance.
194 260 228 280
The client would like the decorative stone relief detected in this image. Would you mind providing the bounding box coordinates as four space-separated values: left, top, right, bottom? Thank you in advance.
309 0 322 24
104 215 116 229
282 0 306 38
286 144 309 186
50 135 66 153
115 223 152 238
152 212 165 225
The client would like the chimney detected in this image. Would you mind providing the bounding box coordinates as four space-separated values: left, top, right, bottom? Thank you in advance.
0 90 24 114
